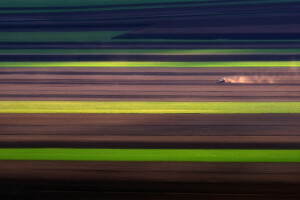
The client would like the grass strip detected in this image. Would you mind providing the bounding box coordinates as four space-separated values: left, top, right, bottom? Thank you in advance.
114 39 300 42
0 0 298 13
0 31 126 42
0 31 297 42
0 49 299 54
0 0 220 8
0 148 299 162
0 32 297 43
2 0 297 8
1 102 300 114
0 61 299 68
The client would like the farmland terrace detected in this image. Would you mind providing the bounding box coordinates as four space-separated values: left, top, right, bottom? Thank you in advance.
0 0 300 199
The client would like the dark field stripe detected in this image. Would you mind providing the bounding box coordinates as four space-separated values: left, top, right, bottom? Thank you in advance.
0 137 300 149
1 67 299 102
0 54 298 61
116 33 300 40
1 79 300 86
0 161 299 192
1 161 300 199
2 94 300 102
2 124 300 136
1 113 300 136
0 0 231 10
2 1 298 16
0 0 295 10
2 12 298 29
1 82 300 86
1 2 298 27
1 71 300 76
0 0 242 9
2 113 300 148
1 14 299 32
0 42 299 49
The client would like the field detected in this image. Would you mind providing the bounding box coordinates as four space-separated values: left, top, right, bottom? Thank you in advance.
0 31 126 42
0 0 297 14
0 0 300 199
1 101 300 113
0 49 300 54
1 149 300 162
0 32 299 43
1 61 300 67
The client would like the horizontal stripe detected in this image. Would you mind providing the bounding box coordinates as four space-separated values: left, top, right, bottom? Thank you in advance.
1 135 300 149
0 0 220 8
0 55 298 62
0 0 297 14
0 148 299 162
0 61 299 67
0 49 299 54
1 0 297 8
1 102 300 113
0 32 126 43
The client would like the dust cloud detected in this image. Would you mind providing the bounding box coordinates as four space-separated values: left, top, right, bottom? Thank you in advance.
225 67 299 84
225 76 277 84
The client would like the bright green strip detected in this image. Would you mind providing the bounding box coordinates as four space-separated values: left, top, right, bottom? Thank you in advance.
0 61 299 68
0 149 299 162
1 102 300 114
0 31 126 42
0 49 299 54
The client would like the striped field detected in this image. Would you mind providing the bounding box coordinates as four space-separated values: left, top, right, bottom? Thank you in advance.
0 49 299 54
0 148 299 162
0 61 300 67
1 101 300 113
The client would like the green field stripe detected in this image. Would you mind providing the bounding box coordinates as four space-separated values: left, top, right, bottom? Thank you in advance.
0 149 299 162
0 31 297 42
1 102 300 114
113 39 300 43
0 31 126 42
0 2 254 14
0 61 299 68
1 0 298 13
0 49 299 55
0 0 219 8
0 32 297 43
2 0 298 8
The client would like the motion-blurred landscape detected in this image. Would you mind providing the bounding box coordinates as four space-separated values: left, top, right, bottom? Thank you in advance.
0 0 300 199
